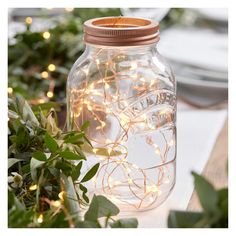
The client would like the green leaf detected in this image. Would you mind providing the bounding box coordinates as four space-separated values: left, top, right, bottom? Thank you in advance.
110 218 138 228
55 160 73 176
217 188 228 221
168 210 205 228
32 151 47 162
15 94 39 126
32 102 61 112
72 162 83 181
81 163 99 183
30 158 44 182
96 195 119 218
84 195 99 222
82 192 89 203
44 132 58 153
81 121 90 130
83 136 93 147
15 125 29 151
59 151 85 160
64 133 84 144
8 158 23 169
218 188 228 205
21 164 30 174
79 183 87 193
79 184 89 203
84 195 120 222
77 220 101 228
8 189 25 211
192 172 219 215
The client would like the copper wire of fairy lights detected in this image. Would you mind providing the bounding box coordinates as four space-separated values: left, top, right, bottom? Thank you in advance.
69 48 176 210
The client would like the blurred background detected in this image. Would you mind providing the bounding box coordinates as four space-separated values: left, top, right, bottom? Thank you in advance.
8 8 228 110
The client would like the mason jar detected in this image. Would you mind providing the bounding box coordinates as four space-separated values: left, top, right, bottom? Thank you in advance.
67 17 176 212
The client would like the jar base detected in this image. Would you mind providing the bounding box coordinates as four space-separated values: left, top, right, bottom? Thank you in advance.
87 181 175 213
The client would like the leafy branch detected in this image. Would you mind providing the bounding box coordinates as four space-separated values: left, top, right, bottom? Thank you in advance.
168 172 228 228
8 94 138 228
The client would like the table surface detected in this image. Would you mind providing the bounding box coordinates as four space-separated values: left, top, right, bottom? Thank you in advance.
187 117 228 211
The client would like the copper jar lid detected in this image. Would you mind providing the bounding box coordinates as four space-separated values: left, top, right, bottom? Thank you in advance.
83 16 160 46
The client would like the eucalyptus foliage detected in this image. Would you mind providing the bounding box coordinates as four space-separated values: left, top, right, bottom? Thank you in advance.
168 172 228 228
8 95 138 228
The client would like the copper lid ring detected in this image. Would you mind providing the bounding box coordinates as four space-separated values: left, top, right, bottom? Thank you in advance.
83 16 160 46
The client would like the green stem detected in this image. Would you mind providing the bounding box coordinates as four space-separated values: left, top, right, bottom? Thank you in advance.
36 168 44 207
61 173 82 224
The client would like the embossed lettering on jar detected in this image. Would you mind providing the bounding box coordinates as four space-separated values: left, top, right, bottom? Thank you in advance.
67 17 176 212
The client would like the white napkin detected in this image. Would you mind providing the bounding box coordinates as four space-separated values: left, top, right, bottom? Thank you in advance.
133 108 227 227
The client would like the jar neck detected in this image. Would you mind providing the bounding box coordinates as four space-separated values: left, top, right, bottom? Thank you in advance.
84 43 158 55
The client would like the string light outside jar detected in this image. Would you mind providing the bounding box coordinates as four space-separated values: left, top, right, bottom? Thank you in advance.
67 17 176 212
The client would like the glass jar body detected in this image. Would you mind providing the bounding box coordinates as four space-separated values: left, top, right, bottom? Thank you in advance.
67 43 176 212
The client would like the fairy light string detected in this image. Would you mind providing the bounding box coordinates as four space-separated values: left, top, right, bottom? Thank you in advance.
68 46 176 210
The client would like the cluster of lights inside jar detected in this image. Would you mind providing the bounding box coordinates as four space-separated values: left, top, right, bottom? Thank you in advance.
69 51 175 210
